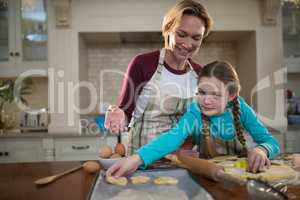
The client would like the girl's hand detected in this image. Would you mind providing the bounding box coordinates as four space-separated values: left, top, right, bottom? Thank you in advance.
106 154 143 177
104 105 127 134
247 146 271 173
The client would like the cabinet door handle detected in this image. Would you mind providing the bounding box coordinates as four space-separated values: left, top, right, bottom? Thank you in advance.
9 52 14 57
14 52 20 57
4 152 9 156
72 145 90 150
0 152 3 156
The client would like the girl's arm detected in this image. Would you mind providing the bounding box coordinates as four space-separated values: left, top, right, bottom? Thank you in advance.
239 97 280 159
136 103 201 168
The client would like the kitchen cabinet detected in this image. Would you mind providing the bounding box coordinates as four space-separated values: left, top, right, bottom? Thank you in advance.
0 135 118 163
54 136 117 161
0 0 48 77
282 5 300 74
283 4 300 134
0 138 44 163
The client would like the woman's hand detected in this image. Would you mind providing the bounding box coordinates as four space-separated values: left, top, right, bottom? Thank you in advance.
106 155 143 177
104 105 127 134
247 146 271 173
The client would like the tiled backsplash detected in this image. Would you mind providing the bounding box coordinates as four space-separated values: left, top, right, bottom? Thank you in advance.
87 41 237 113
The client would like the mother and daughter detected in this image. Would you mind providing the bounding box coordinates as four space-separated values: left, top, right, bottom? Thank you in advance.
106 61 280 177
104 0 280 178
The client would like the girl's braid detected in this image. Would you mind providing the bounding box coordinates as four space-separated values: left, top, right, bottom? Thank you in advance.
232 97 248 157
200 114 217 158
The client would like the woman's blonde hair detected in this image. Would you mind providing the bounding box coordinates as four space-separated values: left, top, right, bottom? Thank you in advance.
162 0 213 48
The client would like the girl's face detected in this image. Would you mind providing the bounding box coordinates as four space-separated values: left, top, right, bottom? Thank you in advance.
197 77 236 116
168 15 205 60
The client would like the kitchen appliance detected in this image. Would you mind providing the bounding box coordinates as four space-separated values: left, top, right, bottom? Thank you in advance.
20 108 49 132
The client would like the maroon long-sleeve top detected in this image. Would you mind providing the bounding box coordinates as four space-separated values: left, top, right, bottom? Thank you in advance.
118 50 202 122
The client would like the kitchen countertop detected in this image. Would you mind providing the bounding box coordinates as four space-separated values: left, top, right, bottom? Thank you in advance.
0 161 299 200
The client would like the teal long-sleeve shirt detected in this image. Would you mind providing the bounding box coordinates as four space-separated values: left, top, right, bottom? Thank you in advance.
137 96 280 168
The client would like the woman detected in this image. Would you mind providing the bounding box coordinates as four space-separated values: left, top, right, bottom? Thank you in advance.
105 0 213 155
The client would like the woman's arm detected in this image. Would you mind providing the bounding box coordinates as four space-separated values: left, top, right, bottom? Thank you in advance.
118 51 159 122
118 56 147 122
105 53 157 133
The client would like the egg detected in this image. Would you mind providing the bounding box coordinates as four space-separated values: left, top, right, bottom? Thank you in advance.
110 153 122 159
99 146 113 158
83 161 101 174
115 143 126 156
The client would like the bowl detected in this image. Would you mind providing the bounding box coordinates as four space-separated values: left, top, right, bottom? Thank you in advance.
98 157 122 170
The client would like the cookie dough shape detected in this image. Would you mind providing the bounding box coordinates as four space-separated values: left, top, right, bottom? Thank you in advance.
130 175 151 184
257 165 297 182
221 159 298 182
106 176 128 186
153 176 178 185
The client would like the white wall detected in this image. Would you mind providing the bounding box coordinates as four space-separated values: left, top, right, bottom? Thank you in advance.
255 11 286 130
47 0 285 133
48 1 80 133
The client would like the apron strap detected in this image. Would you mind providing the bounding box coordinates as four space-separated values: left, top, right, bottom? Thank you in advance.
186 59 199 79
129 48 166 127
158 48 165 65
156 48 165 77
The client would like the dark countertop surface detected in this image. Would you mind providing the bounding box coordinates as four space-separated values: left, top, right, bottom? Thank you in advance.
0 161 300 200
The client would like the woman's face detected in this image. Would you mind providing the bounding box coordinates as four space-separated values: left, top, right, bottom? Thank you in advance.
197 77 236 116
168 15 205 60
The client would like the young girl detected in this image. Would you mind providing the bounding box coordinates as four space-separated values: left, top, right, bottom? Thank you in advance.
106 61 280 177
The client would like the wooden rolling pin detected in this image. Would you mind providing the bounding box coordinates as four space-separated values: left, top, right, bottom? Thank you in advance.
177 153 245 186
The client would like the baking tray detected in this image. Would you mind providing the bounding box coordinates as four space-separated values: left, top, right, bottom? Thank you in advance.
89 168 214 200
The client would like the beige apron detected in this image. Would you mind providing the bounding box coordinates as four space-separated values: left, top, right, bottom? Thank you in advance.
127 48 198 155
198 113 250 158
199 137 245 158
